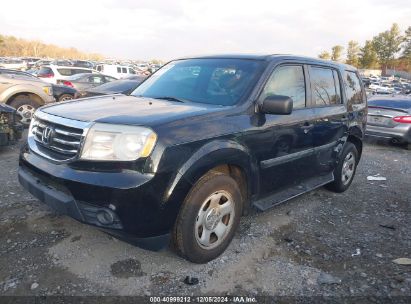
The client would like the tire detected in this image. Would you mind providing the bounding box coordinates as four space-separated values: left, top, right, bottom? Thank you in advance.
326 142 359 193
58 94 74 102
9 96 42 126
172 172 243 263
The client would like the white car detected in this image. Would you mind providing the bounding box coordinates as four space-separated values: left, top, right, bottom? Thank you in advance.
37 65 97 84
1 59 27 70
369 83 395 94
95 64 136 79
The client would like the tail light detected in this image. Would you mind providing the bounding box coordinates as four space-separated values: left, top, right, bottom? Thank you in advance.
62 81 74 87
393 116 411 123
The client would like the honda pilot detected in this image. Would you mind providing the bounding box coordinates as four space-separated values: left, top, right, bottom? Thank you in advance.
18 55 367 263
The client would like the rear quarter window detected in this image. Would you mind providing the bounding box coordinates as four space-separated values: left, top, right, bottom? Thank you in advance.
344 71 364 105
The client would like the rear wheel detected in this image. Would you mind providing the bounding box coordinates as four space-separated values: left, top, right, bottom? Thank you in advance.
326 142 358 193
58 94 74 102
9 96 42 126
172 172 242 263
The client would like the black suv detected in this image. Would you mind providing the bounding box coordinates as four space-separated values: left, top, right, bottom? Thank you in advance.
18 55 367 263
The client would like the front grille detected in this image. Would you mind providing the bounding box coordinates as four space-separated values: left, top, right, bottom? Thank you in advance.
29 112 88 162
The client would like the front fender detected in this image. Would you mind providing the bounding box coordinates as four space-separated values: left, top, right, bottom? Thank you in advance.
1 85 48 104
164 139 258 204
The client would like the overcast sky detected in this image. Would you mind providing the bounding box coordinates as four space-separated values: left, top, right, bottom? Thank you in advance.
1 0 410 60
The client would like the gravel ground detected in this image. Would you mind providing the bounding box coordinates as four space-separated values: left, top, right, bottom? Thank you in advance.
0 138 410 301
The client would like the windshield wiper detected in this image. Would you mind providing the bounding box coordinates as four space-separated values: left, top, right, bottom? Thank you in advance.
152 96 189 103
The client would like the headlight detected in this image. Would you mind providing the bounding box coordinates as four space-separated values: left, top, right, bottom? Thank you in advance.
80 123 157 161
43 86 53 96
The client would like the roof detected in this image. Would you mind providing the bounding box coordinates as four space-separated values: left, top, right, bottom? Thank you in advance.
174 53 356 70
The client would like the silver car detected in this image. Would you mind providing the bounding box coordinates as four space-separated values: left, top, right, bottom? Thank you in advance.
366 96 411 149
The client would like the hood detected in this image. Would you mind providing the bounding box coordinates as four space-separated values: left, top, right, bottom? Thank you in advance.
40 95 225 126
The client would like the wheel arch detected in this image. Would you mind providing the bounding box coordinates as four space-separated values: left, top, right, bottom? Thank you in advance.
5 92 44 106
164 140 258 215
347 126 363 160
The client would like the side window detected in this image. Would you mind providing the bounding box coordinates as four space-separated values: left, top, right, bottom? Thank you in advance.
260 65 306 109
57 69 73 76
75 69 88 74
122 67 127 73
309 66 340 106
89 76 103 84
117 67 121 73
345 71 363 104
129 68 136 74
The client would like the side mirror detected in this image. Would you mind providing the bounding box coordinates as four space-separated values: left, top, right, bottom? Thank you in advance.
260 95 293 115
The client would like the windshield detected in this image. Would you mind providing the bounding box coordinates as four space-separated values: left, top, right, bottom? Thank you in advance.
131 58 264 106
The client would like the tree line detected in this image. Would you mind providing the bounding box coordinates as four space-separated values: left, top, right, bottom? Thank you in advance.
0 34 104 60
318 23 411 73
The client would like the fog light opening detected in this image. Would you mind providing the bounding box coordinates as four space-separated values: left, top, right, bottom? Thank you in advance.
96 210 115 225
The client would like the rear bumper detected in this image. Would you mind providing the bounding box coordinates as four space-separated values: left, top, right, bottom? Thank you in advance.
365 124 411 143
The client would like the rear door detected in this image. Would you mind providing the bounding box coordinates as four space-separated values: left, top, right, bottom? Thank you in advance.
307 65 348 176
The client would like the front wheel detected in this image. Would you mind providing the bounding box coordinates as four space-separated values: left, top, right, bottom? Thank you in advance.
9 96 42 126
326 142 359 193
58 94 74 102
172 172 243 263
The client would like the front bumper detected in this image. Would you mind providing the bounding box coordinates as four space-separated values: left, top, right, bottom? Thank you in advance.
18 165 170 250
365 124 411 143
17 148 186 250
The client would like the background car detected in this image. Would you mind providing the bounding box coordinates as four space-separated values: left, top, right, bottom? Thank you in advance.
0 71 54 125
71 60 94 69
1 58 27 70
80 76 146 97
33 59 52 69
37 65 97 84
52 84 80 102
366 96 411 149
50 59 73 67
95 64 136 79
56 73 117 91
0 68 37 79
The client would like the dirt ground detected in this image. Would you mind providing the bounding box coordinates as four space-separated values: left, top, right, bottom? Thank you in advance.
0 138 410 301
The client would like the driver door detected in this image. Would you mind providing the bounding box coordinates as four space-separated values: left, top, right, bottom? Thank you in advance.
252 64 318 207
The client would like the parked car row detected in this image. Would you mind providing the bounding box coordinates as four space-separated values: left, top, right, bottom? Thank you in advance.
0 56 162 75
0 67 146 126
362 75 411 95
